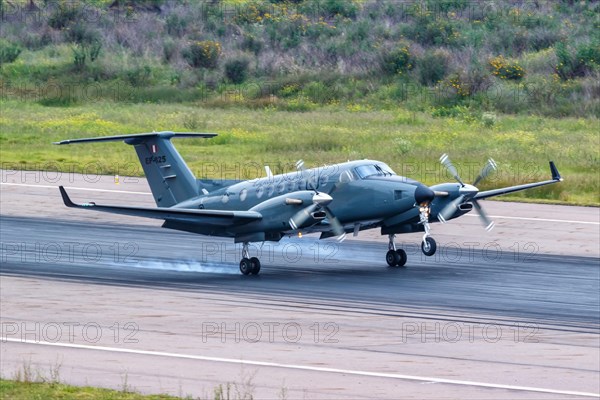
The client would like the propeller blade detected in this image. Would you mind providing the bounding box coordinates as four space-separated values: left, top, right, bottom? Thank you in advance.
472 199 495 231
437 194 465 223
323 208 346 242
440 154 465 186
289 203 318 230
473 158 498 187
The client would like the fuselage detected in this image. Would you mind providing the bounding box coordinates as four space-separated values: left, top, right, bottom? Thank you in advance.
174 160 438 236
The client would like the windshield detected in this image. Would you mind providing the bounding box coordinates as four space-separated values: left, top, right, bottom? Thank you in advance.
354 164 396 179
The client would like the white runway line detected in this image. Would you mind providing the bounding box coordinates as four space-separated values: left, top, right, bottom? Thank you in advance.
464 214 600 225
3 338 599 398
2 182 599 225
0 182 151 195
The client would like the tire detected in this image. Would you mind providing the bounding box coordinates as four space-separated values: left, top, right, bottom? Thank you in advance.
421 237 437 256
396 249 407 267
386 250 400 267
250 257 261 275
239 258 252 275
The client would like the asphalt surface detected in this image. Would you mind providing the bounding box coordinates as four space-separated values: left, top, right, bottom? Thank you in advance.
1 172 599 398
1 216 599 332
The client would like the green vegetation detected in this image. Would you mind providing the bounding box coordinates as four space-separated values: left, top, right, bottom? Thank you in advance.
0 100 597 205
0 0 598 115
0 0 598 205
0 379 181 400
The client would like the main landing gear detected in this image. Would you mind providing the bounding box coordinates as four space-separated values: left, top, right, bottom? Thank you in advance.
386 234 407 267
239 242 261 275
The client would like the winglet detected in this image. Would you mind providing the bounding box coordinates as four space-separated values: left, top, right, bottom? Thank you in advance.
58 186 76 207
549 161 562 181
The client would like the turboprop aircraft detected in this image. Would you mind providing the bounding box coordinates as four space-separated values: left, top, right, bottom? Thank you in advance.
55 132 562 275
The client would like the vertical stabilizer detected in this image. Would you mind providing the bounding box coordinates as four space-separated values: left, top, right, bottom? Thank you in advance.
54 132 216 207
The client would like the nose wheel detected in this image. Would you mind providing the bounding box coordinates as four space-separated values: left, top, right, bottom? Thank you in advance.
419 206 437 257
421 237 437 256
386 235 407 267
239 243 261 275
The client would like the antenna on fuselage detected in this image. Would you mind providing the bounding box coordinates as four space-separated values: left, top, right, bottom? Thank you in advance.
265 166 273 179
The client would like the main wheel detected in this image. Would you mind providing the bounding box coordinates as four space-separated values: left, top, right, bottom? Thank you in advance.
396 249 407 267
250 257 261 275
386 250 400 267
239 258 252 275
421 237 437 256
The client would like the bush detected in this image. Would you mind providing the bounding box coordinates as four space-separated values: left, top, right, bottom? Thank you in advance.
183 40 221 69
489 55 525 81
381 46 414 75
48 2 81 29
303 81 336 104
417 50 449 86
0 39 21 64
555 42 600 80
224 57 250 84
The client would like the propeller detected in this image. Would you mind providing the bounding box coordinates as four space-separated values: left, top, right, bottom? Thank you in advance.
290 161 346 241
437 154 497 231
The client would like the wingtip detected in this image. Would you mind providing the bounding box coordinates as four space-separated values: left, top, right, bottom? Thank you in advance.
549 161 562 181
58 186 76 207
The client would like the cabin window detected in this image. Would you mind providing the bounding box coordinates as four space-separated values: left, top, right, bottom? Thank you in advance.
240 188 248 202
354 164 396 179
221 194 229 204
267 185 275 197
256 186 264 198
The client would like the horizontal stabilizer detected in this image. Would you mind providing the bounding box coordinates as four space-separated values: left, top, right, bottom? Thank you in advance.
53 131 216 145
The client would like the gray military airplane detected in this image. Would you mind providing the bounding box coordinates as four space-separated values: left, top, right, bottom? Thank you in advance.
55 132 562 275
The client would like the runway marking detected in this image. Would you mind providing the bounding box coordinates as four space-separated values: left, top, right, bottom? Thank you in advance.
465 214 600 225
0 182 151 195
3 182 599 226
3 338 599 398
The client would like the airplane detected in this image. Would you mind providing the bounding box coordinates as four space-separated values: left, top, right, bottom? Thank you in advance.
55 131 563 275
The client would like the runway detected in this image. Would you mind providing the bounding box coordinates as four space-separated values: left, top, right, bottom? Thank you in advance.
1 172 599 398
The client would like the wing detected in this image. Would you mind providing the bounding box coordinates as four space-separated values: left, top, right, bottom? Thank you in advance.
474 161 562 200
58 186 261 228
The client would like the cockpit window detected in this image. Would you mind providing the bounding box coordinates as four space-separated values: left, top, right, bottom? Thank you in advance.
354 164 396 179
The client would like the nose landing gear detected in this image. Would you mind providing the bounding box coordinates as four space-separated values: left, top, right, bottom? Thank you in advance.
419 206 437 257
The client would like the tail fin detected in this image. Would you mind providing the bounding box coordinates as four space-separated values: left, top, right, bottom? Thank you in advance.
55 132 216 207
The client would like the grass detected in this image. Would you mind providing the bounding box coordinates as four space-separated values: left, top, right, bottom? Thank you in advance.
0 100 598 206
0 379 181 400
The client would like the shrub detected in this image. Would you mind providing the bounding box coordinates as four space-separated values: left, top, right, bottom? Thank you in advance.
303 81 336 104
48 2 81 29
224 56 250 84
555 42 600 80
481 112 497 127
126 65 152 87
0 39 21 64
183 40 221 69
381 46 414 75
489 55 525 80
163 38 177 62
241 34 263 55
417 50 449 86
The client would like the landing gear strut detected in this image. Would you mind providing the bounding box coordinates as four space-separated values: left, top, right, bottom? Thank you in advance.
386 234 407 267
419 206 437 256
239 242 261 275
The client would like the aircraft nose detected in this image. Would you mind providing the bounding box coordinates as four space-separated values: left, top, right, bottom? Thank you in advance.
414 184 435 205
